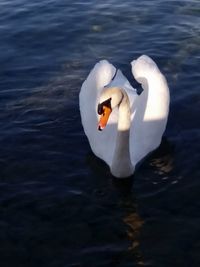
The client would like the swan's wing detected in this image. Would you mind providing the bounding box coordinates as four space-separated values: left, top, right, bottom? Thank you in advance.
79 61 138 167
79 60 118 166
130 55 170 166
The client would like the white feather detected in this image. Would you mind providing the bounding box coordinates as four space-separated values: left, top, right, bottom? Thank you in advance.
79 55 170 176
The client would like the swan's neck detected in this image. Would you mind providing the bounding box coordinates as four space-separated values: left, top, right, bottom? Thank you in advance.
111 90 134 178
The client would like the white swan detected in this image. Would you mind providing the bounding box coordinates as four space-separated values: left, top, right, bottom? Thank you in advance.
79 55 170 178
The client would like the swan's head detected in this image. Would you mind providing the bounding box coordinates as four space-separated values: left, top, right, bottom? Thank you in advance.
97 87 123 131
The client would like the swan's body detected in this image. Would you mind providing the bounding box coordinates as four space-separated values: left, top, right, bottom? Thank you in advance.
79 55 170 178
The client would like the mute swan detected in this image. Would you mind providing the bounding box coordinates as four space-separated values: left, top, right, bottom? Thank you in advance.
79 55 170 178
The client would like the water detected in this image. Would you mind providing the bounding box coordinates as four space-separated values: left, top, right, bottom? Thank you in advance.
0 0 199 266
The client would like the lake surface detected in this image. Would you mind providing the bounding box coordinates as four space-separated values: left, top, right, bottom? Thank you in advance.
0 0 199 266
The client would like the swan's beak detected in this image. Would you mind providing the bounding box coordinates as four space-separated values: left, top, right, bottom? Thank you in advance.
98 105 112 131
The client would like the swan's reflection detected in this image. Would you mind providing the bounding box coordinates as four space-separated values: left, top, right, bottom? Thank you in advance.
125 207 145 265
112 179 145 265
124 212 143 252
87 156 147 265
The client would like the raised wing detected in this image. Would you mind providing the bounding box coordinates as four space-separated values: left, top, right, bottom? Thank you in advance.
79 60 117 165
79 60 138 167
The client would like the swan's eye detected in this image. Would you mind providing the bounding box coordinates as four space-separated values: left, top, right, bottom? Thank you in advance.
97 98 111 115
97 103 104 115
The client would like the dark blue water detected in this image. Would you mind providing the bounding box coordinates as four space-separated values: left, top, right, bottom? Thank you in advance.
0 0 200 266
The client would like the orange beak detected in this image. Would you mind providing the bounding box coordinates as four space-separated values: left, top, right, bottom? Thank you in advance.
98 105 112 131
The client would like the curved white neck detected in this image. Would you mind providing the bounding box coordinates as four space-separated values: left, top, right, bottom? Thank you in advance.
111 89 134 178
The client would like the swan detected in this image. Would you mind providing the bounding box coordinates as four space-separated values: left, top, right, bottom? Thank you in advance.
79 55 170 178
